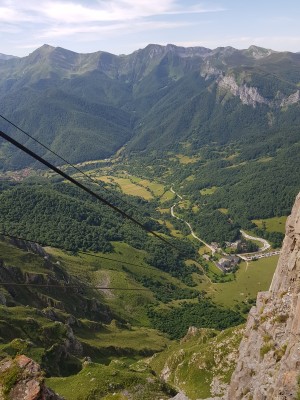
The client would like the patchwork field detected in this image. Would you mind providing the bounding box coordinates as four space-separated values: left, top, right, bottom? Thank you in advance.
85 172 175 203
95 176 154 199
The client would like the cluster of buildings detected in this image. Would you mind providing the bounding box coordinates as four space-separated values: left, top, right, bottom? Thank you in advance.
202 253 240 273
216 256 240 272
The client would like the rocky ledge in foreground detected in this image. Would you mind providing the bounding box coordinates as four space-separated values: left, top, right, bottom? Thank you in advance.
227 192 300 400
0 355 63 400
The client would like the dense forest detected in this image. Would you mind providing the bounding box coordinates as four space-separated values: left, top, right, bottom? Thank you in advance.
148 300 245 339
0 179 202 285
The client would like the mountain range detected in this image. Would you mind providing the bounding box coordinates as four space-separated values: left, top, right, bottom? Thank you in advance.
0 43 299 169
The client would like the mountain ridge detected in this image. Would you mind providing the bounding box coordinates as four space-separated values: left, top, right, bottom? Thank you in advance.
1 42 300 169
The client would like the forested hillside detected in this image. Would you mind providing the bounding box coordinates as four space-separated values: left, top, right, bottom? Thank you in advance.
0 44 299 236
0 44 300 168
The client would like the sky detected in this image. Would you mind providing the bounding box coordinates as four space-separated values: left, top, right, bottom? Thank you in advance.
0 0 300 57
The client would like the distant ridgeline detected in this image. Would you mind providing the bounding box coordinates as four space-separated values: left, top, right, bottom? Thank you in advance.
0 43 299 238
0 44 299 168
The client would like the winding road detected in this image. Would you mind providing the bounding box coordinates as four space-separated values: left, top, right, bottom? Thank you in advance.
240 230 271 252
170 187 275 260
171 203 216 253
170 188 217 253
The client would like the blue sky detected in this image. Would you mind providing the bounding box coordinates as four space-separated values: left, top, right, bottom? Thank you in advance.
0 0 300 56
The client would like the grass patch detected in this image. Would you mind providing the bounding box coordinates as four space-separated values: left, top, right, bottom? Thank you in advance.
95 176 153 199
198 246 211 255
46 361 174 400
76 323 170 361
157 207 170 214
200 186 218 195
160 190 175 203
260 342 273 357
185 175 195 181
252 216 287 234
257 156 274 163
176 154 199 164
0 241 48 274
218 208 229 214
138 179 165 197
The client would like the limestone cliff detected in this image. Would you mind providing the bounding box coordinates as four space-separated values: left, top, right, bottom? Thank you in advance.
217 75 300 109
227 192 300 399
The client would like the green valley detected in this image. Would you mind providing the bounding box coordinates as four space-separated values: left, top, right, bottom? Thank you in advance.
0 42 299 399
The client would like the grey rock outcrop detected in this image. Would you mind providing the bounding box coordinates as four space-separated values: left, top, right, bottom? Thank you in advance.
227 192 300 399
217 75 300 109
280 90 300 107
218 75 268 107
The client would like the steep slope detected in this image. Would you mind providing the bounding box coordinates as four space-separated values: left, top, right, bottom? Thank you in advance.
227 192 300 399
0 235 179 381
149 325 244 400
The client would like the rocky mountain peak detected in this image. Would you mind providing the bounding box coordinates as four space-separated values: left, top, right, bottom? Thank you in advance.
29 44 56 56
246 45 275 59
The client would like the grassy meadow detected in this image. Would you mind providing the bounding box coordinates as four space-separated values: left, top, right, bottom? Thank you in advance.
209 256 279 307
252 216 287 233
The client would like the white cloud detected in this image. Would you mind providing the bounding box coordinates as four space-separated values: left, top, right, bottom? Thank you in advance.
41 20 193 39
0 0 223 24
0 0 218 51
0 24 22 33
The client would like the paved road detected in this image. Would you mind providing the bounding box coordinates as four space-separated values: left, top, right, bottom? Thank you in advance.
170 187 276 260
170 189 216 253
170 187 182 200
240 230 271 252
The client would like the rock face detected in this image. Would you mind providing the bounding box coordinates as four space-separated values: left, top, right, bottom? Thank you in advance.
218 75 300 109
227 192 300 399
0 355 63 399
151 326 243 400
218 75 268 107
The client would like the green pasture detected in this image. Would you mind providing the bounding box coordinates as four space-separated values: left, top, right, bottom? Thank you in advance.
95 176 153 199
46 242 198 324
252 216 287 233
200 186 218 195
47 360 173 400
218 208 229 214
176 154 199 164
209 256 279 307
76 323 170 362
160 190 175 202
